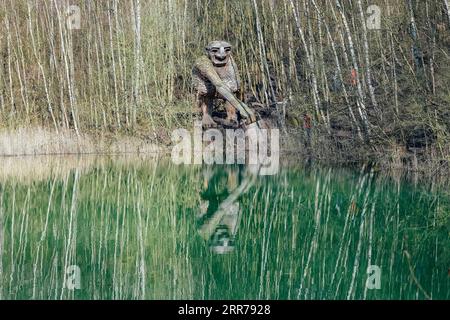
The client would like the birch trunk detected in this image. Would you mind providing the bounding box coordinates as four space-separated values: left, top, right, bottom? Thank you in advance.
27 3 59 132
289 0 329 131
335 0 371 138
312 0 363 141
108 1 121 128
5 16 15 116
55 0 80 136
444 0 450 28
131 0 142 126
252 0 285 130
357 0 379 113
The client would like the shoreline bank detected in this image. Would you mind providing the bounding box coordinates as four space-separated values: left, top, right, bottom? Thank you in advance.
0 127 162 157
0 126 448 178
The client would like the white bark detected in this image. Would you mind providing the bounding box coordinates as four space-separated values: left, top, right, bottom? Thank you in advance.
131 0 142 126
335 0 371 136
54 0 80 136
445 0 450 27
27 3 59 133
252 0 285 130
108 0 121 128
289 0 329 130
407 0 418 41
5 16 15 115
357 0 379 112
390 34 399 114
311 0 363 140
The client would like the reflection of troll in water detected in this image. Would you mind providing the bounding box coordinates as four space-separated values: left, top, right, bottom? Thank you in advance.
197 166 256 254
192 40 257 129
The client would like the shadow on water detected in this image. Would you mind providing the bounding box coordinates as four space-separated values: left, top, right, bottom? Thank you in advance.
0 155 448 300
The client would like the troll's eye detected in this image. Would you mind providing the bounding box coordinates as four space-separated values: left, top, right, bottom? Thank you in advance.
210 48 219 53
225 47 231 52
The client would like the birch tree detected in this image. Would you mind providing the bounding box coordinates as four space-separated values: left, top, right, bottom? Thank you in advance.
444 0 450 27
289 0 330 131
311 0 363 140
335 0 371 138
252 0 285 130
357 0 379 114
131 0 142 126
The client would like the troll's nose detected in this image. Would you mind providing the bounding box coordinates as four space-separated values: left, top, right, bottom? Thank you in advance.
217 47 226 57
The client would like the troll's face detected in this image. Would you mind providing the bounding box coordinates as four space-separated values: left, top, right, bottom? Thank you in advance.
206 40 232 67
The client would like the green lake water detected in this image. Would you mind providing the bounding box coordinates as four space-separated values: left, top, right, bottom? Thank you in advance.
0 156 448 300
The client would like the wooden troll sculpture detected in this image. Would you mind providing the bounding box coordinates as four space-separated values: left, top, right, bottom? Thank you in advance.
192 40 257 129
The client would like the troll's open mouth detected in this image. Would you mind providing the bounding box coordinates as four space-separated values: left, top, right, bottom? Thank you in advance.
212 55 229 66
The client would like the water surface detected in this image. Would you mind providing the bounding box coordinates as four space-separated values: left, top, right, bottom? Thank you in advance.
0 156 448 299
